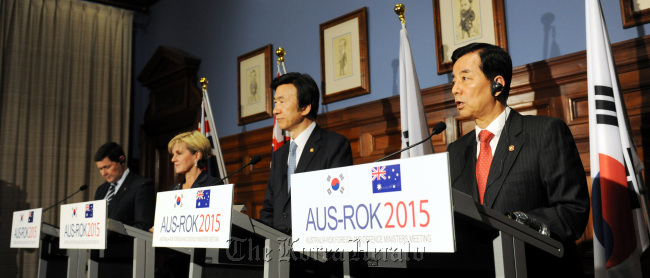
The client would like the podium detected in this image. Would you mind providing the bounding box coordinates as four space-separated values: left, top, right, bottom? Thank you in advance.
87 219 155 278
451 188 562 277
38 223 86 278
161 209 293 278
353 189 564 277
286 153 566 277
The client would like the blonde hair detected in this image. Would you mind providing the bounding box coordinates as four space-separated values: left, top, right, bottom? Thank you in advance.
168 131 212 168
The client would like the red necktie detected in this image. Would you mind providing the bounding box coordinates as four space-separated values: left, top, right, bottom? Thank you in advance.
476 130 494 204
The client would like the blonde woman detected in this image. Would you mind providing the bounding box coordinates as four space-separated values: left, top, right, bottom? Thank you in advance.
168 130 219 190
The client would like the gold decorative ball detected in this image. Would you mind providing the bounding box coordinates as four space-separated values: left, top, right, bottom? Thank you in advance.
394 4 405 16
275 47 285 57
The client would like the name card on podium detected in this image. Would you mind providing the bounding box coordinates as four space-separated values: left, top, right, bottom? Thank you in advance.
59 200 107 249
10 208 43 248
152 184 234 249
291 153 455 253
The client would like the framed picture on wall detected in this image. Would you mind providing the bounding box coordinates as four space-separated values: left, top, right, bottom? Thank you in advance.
237 44 273 125
319 7 370 104
620 0 650 28
433 0 508 74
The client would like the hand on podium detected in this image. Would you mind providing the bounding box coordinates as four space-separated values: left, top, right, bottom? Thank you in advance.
506 211 551 237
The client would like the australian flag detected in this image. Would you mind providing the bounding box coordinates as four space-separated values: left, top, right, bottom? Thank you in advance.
196 189 210 208
85 204 93 218
372 164 402 193
28 211 34 223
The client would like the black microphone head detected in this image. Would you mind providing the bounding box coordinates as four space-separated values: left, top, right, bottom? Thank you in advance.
79 184 88 191
432 121 446 135
250 155 262 165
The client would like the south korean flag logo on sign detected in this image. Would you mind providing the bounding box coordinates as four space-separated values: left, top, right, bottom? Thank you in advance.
323 172 348 198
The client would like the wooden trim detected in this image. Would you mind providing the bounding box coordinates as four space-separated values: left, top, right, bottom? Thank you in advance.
620 0 650 28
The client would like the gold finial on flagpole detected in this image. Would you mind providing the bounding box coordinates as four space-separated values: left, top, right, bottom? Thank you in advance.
395 4 406 24
276 47 285 63
200 77 208 92
276 47 287 75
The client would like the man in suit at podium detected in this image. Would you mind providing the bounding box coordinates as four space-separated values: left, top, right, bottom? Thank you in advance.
260 72 353 234
93 142 155 230
447 43 590 276
92 142 156 277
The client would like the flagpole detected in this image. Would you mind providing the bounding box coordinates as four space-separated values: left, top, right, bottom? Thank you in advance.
276 47 286 75
271 47 290 155
395 3 433 158
200 77 229 184
395 3 405 25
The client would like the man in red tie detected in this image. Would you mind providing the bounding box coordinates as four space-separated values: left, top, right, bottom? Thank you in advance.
447 43 590 277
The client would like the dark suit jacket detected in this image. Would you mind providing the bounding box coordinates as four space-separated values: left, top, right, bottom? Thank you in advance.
94 172 155 231
448 111 590 276
170 170 220 191
259 124 353 234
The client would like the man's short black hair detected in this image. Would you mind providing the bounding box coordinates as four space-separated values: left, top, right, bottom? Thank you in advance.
271 72 320 120
451 43 512 105
94 142 125 163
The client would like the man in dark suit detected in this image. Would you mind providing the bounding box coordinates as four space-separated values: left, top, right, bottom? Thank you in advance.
93 142 155 230
259 72 353 234
447 43 590 276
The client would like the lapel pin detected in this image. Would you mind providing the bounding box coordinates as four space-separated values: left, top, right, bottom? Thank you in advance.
509 145 515 152
310 148 314 153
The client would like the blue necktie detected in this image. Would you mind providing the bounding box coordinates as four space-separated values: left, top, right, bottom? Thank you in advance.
287 141 297 193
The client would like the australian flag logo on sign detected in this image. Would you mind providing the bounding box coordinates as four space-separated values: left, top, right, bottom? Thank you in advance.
28 211 34 223
372 164 402 193
85 204 93 218
196 189 210 208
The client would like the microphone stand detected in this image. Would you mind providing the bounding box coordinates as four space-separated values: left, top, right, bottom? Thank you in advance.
42 185 88 212
214 156 262 185
375 122 446 162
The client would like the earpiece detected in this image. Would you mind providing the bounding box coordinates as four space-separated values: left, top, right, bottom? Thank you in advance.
119 156 126 164
491 81 503 96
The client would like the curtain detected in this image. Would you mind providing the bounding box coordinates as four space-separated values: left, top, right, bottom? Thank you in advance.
0 0 133 276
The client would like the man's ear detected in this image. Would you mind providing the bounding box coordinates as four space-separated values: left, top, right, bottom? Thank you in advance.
300 104 311 116
493 76 505 98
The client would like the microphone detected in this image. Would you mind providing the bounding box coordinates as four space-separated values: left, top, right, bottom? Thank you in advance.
214 155 262 185
42 184 88 212
375 121 446 162
506 211 550 237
